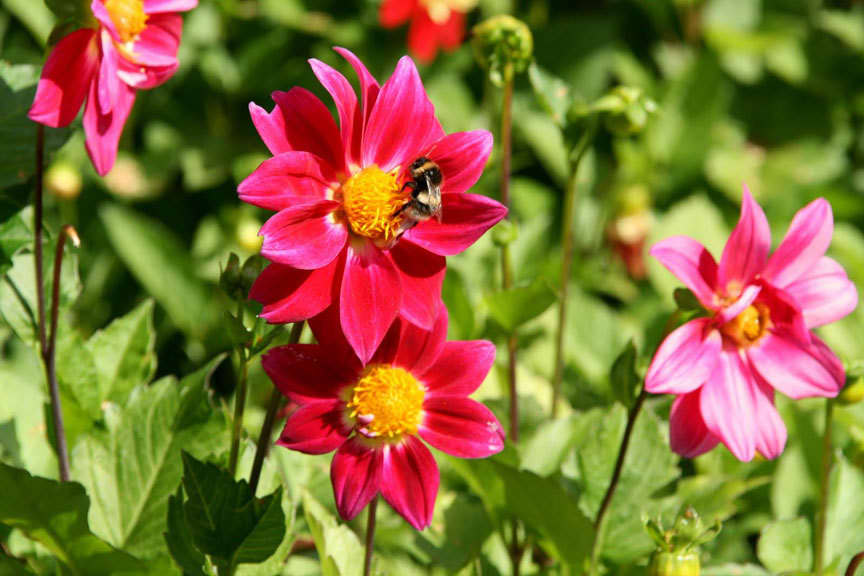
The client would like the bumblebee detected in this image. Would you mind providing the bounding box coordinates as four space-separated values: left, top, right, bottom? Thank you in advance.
396 157 443 226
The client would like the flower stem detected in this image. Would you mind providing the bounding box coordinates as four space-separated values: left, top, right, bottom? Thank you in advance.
248 321 304 496
815 398 835 576
589 388 647 575
846 551 864 576
363 496 378 576
228 302 249 476
550 125 595 418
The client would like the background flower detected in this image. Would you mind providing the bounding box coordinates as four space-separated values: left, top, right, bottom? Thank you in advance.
646 189 857 462
379 0 478 62
262 307 504 530
241 48 506 363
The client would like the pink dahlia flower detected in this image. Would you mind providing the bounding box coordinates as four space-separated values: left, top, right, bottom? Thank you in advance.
29 0 197 175
242 48 506 364
262 307 504 530
646 188 857 462
379 0 475 62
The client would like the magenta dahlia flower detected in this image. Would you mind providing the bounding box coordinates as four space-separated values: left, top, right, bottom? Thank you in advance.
646 188 857 462
241 48 506 364
29 0 196 175
262 307 504 530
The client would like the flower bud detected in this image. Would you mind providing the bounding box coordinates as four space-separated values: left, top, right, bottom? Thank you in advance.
491 218 518 247
472 15 533 87
839 375 864 406
236 215 263 253
45 161 82 200
573 86 657 136
648 551 700 576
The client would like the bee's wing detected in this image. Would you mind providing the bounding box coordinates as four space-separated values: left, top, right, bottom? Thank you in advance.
424 173 443 222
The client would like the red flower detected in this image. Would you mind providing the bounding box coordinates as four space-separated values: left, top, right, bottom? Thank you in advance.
241 48 506 364
29 0 197 175
379 0 476 62
262 307 504 530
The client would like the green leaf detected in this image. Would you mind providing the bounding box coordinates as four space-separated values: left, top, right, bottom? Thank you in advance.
824 456 864 568
71 356 227 559
302 491 363 576
86 300 157 405
757 518 812 574
418 495 493 573
609 341 639 407
100 204 217 337
0 64 71 188
164 490 206 576
484 279 557 333
181 453 285 569
0 208 30 276
0 463 143 575
492 461 594 567
528 63 572 128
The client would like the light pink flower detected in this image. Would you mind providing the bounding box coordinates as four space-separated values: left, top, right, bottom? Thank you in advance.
646 188 857 462
29 0 197 175
262 307 504 530
241 48 505 364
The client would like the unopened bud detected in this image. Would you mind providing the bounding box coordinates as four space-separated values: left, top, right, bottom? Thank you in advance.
472 15 533 87
839 376 864 406
491 218 518 247
45 161 82 200
648 551 700 576
236 215 263 253
573 86 657 136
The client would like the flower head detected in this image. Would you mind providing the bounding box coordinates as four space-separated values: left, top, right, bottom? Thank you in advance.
242 48 506 364
262 307 504 530
380 0 477 62
29 0 197 175
646 188 857 462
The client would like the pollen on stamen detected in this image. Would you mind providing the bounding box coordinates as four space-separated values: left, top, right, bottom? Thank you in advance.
105 0 149 44
346 364 425 439
340 165 410 244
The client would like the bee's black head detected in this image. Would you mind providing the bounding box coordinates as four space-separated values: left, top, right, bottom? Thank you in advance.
410 157 431 171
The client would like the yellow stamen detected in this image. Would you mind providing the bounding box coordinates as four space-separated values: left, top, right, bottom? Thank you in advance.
721 304 770 347
339 165 410 244
105 0 148 44
346 364 425 439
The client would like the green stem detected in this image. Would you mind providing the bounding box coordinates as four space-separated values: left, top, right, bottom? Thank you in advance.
228 304 249 476
363 496 378 576
248 321 304 496
846 551 864 576
815 399 835 576
550 125 596 418
589 388 647 575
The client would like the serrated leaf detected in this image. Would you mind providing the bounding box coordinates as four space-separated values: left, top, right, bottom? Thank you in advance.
86 300 157 404
485 279 557 333
181 453 285 569
0 463 143 575
757 518 812 574
164 490 206 576
100 204 217 337
71 356 227 559
302 491 363 576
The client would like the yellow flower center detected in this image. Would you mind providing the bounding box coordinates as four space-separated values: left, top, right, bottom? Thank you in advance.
720 304 770 347
105 0 148 43
347 364 425 438
421 0 479 23
339 165 410 244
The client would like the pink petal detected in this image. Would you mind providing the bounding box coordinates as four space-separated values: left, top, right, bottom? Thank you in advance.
361 56 444 171
421 340 496 398
716 284 761 324
747 331 844 399
340 244 402 364
645 318 721 395
405 193 507 256
334 47 380 130
277 400 350 455
427 131 493 195
91 0 121 42
718 187 770 290
379 0 414 26
751 378 787 460
669 390 719 459
261 344 353 403
131 13 182 69
115 53 177 90
250 258 339 324
419 397 504 458
28 28 99 128
380 436 438 530
784 257 858 328
83 79 136 176
763 198 834 288
143 0 198 13
390 240 445 330
309 58 362 168
759 283 811 346
249 101 290 157
650 236 719 309
259 201 346 269
238 152 335 211
97 31 119 114
309 302 365 370
699 349 757 462
272 88 345 173
407 9 441 63
394 307 448 374
331 437 383 522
